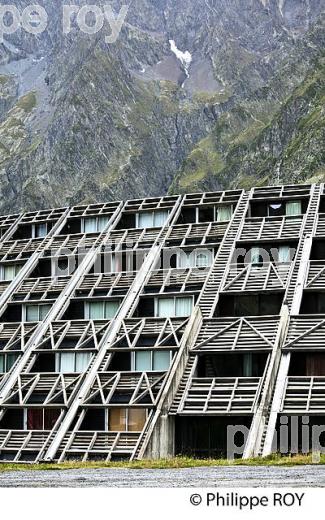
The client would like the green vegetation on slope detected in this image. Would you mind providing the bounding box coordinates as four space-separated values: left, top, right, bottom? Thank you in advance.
171 54 325 194
0 454 325 473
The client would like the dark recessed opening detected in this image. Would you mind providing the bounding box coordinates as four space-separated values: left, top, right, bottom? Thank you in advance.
289 353 325 376
300 292 325 314
215 293 284 317
1 304 22 322
116 214 136 230
80 409 106 431
311 240 325 260
32 353 56 373
197 353 268 377
0 409 24 429
175 416 252 459
29 259 52 278
109 352 131 371
275 416 325 454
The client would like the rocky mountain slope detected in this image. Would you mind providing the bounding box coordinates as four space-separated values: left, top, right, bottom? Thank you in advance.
0 0 324 213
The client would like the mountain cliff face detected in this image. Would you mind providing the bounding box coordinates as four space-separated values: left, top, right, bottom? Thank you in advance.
0 0 324 213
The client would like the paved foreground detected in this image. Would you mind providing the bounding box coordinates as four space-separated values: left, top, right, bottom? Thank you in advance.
0 465 324 487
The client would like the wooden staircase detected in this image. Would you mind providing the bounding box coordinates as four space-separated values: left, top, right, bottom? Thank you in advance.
198 191 251 318
169 356 198 415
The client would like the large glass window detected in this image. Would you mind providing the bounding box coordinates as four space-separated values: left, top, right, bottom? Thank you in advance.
138 212 153 228
110 254 123 273
133 350 171 372
156 297 193 317
82 216 109 233
157 298 174 318
108 408 146 432
1 263 23 281
243 353 253 377
98 216 110 231
27 409 60 430
196 251 213 268
251 247 262 265
278 245 291 263
84 217 97 233
55 352 92 373
25 304 51 322
137 211 169 229
154 211 169 227
175 297 193 317
128 409 147 431
134 350 151 371
177 252 191 269
87 301 103 319
40 305 51 320
58 352 75 372
176 250 213 269
109 408 127 431
86 300 120 320
217 205 233 222
0 353 19 373
286 201 302 216
153 351 171 371
34 223 47 238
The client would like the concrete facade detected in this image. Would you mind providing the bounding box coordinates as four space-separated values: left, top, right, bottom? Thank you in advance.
0 184 324 462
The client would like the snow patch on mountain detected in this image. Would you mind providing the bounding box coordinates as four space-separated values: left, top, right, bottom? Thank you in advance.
169 39 192 75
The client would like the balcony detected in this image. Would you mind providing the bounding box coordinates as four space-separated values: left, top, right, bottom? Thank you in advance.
281 377 325 413
193 317 278 352
59 431 141 461
222 262 291 293
175 377 262 415
240 215 303 241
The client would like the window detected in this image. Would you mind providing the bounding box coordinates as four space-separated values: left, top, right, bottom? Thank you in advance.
85 300 120 320
136 211 169 229
178 205 233 224
108 408 147 432
34 223 47 238
0 353 19 373
278 245 291 263
286 201 302 216
154 210 169 227
217 205 233 222
1 263 23 281
153 351 171 370
251 247 262 265
133 350 172 372
55 352 92 373
243 354 253 377
84 217 96 233
134 350 151 371
176 250 213 269
82 216 109 233
26 409 60 430
175 297 193 316
109 254 123 273
177 251 191 269
25 304 52 322
196 251 212 268
157 298 174 317
156 297 193 317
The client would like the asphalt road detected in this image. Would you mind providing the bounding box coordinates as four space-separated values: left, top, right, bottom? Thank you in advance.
0 465 324 487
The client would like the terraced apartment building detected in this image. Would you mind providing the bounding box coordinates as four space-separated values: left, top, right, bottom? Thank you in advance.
0 183 324 463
